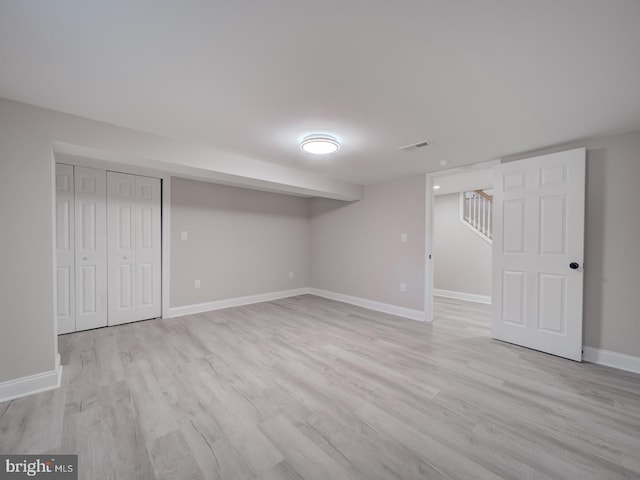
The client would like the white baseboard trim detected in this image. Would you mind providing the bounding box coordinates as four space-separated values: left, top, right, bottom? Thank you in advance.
0 354 62 404
433 288 492 305
308 288 428 322
583 346 640 374
167 287 429 323
167 288 311 318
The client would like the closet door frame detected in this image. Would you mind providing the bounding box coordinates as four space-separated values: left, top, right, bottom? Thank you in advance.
54 158 169 334
55 163 76 334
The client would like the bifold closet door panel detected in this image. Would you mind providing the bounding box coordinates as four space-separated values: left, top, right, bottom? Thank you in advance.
74 166 108 331
108 172 161 326
55 164 76 334
134 175 162 322
107 172 137 325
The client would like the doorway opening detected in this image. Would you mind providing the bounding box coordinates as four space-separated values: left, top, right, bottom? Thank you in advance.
433 188 492 304
424 160 498 322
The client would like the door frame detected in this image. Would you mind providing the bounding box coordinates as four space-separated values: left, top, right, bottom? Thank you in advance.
424 160 499 321
52 145 172 333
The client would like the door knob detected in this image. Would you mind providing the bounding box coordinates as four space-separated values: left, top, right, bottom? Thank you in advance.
569 262 580 270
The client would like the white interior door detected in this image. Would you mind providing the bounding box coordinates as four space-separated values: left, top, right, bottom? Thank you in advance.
108 172 137 325
74 166 108 331
108 172 161 326
134 175 162 322
55 164 76 334
491 148 585 361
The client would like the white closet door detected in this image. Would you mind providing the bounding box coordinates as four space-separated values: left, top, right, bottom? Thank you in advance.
107 172 138 325
74 166 108 331
107 173 161 326
134 175 162 322
55 164 75 334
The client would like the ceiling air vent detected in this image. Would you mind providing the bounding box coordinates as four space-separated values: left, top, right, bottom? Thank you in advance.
399 140 429 152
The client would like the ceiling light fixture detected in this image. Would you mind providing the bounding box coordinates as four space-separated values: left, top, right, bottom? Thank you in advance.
300 135 340 155
433 185 441 190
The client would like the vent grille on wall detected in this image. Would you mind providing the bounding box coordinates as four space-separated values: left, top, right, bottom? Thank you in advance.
399 140 429 152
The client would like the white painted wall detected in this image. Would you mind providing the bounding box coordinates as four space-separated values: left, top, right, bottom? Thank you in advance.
0 124 57 383
4 98 363 201
171 178 309 307
309 175 426 311
433 193 491 297
432 166 494 195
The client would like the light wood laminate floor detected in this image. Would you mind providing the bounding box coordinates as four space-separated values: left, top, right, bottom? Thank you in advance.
1 295 640 479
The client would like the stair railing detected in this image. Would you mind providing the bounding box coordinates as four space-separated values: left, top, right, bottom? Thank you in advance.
461 190 493 241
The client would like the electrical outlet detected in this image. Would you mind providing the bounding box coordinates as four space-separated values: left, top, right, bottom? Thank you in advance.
181 231 188 240
289 271 294 279
401 233 407 243
400 282 406 292
194 279 200 288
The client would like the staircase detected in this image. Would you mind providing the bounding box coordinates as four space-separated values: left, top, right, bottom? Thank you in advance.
462 190 493 242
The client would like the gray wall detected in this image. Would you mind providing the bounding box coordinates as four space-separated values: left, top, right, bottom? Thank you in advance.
310 175 426 311
502 131 640 358
0 119 57 383
433 193 491 297
171 178 310 307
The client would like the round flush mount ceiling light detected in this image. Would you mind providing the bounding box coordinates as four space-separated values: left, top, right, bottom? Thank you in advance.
300 135 340 155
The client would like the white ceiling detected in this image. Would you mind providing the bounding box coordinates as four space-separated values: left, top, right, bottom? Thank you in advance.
1 1 639 185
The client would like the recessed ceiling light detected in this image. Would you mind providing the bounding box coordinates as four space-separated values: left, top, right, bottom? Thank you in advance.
433 185 441 190
300 135 340 155
439 160 450 167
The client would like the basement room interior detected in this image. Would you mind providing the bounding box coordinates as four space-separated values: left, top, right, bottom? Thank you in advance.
1 2 639 479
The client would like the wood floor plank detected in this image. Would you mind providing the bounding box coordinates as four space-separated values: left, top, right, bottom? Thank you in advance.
259 460 305 480
355 402 505 480
178 416 255 480
1 295 639 480
287 403 435 480
148 430 204 480
259 414 361 480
